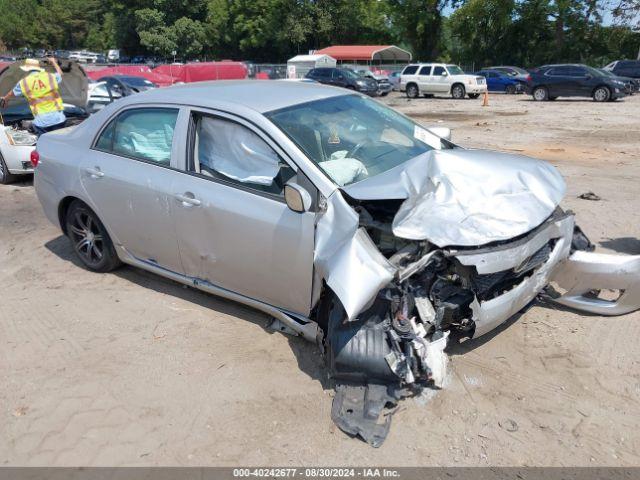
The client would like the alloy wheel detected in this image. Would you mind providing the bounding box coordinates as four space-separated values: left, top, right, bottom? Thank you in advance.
406 85 418 98
69 210 104 266
533 87 547 101
594 87 610 102
452 85 465 99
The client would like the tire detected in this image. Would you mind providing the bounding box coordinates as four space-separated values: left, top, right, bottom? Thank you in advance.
406 83 419 98
593 86 610 102
0 153 17 185
451 84 466 99
65 200 121 273
468 93 480 99
505 84 516 94
532 86 548 101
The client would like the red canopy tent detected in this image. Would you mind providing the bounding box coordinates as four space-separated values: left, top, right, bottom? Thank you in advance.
153 61 248 83
314 45 412 63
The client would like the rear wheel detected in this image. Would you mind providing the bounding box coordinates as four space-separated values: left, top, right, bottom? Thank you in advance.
0 153 17 185
593 86 610 102
406 84 419 98
505 84 516 94
532 86 548 101
451 84 466 99
65 200 121 273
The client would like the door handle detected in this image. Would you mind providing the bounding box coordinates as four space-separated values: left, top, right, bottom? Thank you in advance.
85 167 104 178
175 192 201 207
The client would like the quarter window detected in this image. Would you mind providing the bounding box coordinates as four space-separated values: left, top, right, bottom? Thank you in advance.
95 108 179 165
402 65 419 75
191 115 295 196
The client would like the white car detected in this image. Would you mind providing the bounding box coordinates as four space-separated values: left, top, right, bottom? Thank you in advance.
69 51 99 64
0 60 88 183
400 63 487 99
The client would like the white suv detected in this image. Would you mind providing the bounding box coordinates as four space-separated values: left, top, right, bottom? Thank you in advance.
400 63 487 99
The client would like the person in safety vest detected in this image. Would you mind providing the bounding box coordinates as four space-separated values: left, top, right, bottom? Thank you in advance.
0 57 66 135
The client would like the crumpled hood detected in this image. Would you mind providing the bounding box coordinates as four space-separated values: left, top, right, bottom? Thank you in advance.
343 148 566 247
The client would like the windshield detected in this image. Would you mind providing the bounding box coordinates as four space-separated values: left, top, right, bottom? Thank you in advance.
121 76 155 87
341 69 359 80
266 95 444 186
447 65 464 75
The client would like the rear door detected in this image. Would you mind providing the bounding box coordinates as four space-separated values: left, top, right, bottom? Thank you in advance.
80 106 186 273
170 109 316 315
417 65 432 91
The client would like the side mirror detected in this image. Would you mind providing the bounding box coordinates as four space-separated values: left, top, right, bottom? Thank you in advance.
441 71 448 76
585 74 592 79
427 126 452 141
284 183 312 213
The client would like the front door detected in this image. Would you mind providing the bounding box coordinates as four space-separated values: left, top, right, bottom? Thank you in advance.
80 106 185 273
170 110 316 315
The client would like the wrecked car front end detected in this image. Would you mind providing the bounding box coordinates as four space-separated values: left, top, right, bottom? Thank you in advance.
267 92 640 447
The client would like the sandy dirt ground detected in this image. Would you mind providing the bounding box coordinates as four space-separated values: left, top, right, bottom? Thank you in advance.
1 92 639 466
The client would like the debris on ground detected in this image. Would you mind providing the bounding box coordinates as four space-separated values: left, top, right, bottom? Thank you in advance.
578 192 601 201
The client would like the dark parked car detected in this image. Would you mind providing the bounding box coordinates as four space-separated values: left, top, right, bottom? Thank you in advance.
476 69 524 93
604 60 640 79
96 75 157 96
306 67 378 96
526 64 626 102
489 65 531 82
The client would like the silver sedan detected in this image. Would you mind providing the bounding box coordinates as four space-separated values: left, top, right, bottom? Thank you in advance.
34 81 640 447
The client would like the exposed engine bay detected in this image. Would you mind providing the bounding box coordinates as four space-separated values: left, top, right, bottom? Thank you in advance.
316 192 636 447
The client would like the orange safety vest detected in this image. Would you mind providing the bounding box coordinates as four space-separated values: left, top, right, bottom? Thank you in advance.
19 71 64 117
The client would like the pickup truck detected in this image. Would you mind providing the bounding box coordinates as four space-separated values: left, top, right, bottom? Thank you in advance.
400 63 487 99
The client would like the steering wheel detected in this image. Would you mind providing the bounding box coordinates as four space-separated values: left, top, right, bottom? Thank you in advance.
346 141 367 159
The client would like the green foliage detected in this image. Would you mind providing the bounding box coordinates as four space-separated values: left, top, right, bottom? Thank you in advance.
0 0 636 65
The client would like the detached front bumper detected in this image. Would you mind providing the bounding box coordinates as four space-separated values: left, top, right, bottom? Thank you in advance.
550 251 640 315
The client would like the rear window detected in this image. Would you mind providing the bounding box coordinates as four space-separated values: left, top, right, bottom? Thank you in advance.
403 65 419 75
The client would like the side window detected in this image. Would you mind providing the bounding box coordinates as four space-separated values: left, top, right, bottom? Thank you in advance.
94 108 178 165
432 66 445 76
317 69 331 78
419 66 432 75
192 115 295 196
402 65 418 75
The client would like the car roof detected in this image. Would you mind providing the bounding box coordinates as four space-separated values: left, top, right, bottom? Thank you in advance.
123 80 349 114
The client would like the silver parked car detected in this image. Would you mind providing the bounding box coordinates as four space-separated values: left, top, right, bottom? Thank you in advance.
34 81 640 447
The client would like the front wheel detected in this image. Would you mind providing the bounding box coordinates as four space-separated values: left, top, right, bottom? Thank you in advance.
532 86 548 101
505 84 516 94
406 84 419 98
451 84 466 99
468 93 480 99
593 86 610 102
65 200 121 273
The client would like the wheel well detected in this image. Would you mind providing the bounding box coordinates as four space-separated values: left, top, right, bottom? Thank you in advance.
406 82 418 90
58 196 82 235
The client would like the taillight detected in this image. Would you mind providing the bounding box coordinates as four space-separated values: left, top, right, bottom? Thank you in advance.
30 150 39 168
526 74 532 82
